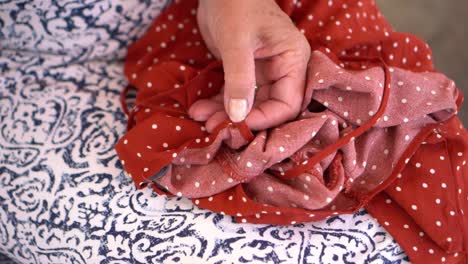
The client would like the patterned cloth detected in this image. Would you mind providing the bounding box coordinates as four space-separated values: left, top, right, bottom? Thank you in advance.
0 0 417 263
116 0 467 263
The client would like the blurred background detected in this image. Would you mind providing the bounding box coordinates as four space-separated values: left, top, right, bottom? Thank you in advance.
377 0 468 124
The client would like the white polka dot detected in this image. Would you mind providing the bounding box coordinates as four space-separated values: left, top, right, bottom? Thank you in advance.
447 237 452 242
403 224 409 229
384 149 389 155
411 205 418 210
267 186 273 192
318 79 324 84
415 162 421 168
436 221 442 227
175 125 181 131
405 135 410 141
436 198 441 204
429 168 435 174
205 137 210 143
422 183 428 188
450 210 456 216
206 153 211 159
137 152 142 158
368 110 374 116
344 111 349 117
246 161 252 167
176 192 182 197
429 249 434 254
227 178 234 183
179 65 186 71
413 246 418 251
384 221 390 226
143 167 149 172
383 116 389 122
304 195 310 200
401 98 407 104
395 186 402 192
441 183 447 188
326 197 333 203
458 152 463 157
194 182 200 188
172 153 177 158
163 143 169 148
279 146 285 152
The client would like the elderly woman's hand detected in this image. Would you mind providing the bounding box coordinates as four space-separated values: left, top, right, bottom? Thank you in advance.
188 0 311 132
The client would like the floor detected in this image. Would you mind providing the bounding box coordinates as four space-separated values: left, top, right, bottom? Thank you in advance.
377 0 468 123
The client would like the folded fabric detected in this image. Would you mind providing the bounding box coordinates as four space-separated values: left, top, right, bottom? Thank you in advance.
115 0 468 263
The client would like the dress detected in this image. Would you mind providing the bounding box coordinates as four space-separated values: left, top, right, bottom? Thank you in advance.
115 0 468 263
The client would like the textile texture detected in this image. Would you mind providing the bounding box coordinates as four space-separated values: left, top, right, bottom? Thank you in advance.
0 0 414 263
116 0 468 263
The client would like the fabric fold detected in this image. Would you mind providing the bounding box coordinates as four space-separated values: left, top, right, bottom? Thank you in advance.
114 0 468 262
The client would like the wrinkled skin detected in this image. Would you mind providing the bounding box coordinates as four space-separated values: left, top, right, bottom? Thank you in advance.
188 0 311 132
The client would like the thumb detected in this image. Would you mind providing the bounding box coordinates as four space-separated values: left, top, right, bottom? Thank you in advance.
220 42 256 123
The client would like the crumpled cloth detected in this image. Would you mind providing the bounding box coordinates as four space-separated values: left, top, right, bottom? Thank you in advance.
115 0 468 262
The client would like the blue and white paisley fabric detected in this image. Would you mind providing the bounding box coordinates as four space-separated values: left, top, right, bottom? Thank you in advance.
0 1 409 263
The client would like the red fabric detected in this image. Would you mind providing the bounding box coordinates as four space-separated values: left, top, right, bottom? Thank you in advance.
115 0 468 262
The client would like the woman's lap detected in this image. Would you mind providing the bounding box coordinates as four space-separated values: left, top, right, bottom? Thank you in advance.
0 0 408 263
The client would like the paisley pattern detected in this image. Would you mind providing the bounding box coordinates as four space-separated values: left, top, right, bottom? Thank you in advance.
0 0 408 263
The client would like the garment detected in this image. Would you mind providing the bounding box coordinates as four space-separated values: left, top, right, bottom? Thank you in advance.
115 0 468 263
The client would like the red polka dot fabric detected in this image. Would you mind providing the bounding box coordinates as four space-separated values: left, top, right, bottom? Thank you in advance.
115 0 468 262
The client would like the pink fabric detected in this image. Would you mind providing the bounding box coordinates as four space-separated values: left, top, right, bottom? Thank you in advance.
127 51 458 213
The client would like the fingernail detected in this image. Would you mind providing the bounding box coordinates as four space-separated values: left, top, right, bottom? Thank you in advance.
228 98 248 122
